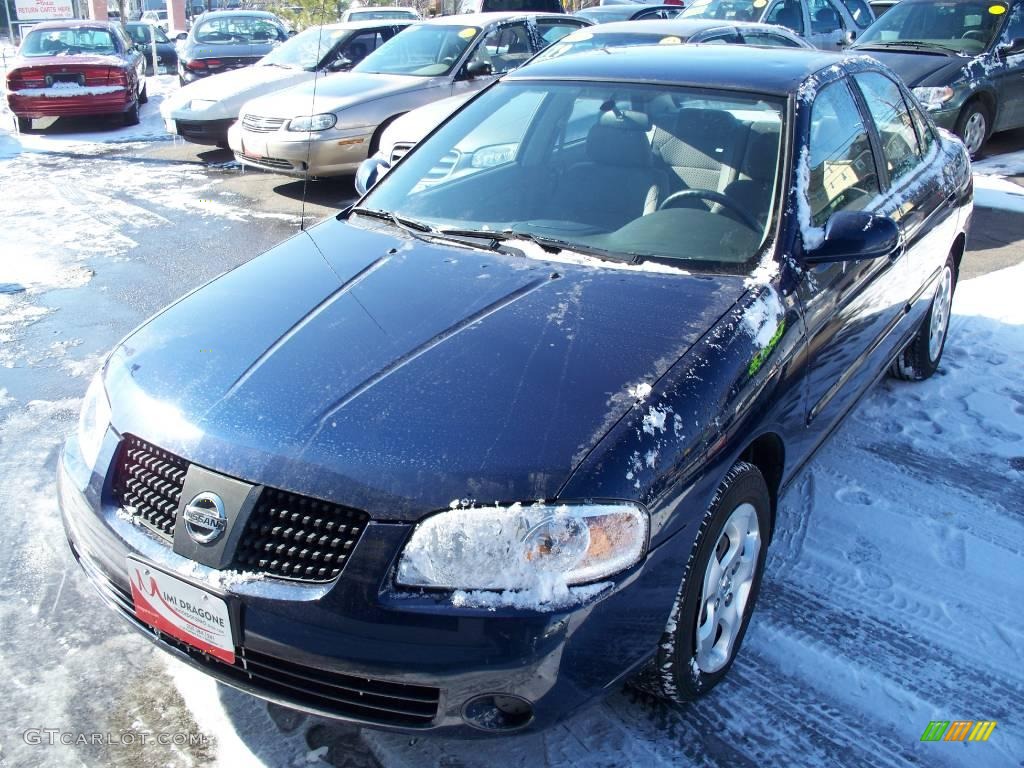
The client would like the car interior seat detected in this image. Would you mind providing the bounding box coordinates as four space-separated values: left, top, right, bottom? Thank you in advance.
812 6 841 32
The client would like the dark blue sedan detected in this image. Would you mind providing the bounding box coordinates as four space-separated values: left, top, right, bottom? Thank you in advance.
59 45 971 735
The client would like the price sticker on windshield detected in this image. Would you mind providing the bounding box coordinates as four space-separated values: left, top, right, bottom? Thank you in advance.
753 0 767 7
660 36 683 44
988 3 1006 13
459 28 478 39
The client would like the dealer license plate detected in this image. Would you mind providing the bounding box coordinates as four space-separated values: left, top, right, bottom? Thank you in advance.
157 65 168 75
127 557 235 663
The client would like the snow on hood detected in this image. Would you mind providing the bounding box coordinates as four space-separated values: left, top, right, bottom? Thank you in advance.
240 71 441 118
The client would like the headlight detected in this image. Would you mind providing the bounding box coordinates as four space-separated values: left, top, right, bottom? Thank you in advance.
912 86 954 111
396 502 649 591
77 372 111 470
287 113 337 132
470 143 518 168
188 99 216 111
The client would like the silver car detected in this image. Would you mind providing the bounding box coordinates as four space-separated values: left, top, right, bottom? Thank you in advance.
227 12 590 177
680 0 875 48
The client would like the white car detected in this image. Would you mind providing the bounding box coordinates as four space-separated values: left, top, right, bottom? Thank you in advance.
160 19 411 146
140 9 170 31
376 92 472 166
339 6 421 22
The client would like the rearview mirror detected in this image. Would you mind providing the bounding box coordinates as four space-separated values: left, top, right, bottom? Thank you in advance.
463 59 493 79
998 37 1024 57
327 56 352 72
355 155 392 196
803 211 900 263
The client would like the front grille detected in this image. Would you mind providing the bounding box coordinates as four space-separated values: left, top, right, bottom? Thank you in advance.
238 152 293 170
241 114 286 133
85 562 440 727
233 487 369 582
111 435 369 583
111 435 187 540
425 150 459 181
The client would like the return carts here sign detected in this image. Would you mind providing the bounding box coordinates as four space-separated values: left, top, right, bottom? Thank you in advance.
15 0 75 21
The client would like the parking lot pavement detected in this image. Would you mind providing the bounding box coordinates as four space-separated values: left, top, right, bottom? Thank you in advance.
0 118 1022 768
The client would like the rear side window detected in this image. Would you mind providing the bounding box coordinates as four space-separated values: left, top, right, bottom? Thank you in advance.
854 72 922 184
535 20 588 46
806 80 880 226
475 0 563 10
764 0 806 35
741 31 804 46
840 0 873 27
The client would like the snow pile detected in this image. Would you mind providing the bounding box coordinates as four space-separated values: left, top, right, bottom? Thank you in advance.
11 84 125 98
741 286 784 349
504 238 690 275
972 148 1024 213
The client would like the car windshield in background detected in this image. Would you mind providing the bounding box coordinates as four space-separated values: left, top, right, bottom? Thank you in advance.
260 26 351 69
350 9 417 19
21 27 118 56
360 80 784 270
127 24 170 44
856 0 1005 53
354 24 480 76
193 16 285 44
681 0 762 21
535 30 676 62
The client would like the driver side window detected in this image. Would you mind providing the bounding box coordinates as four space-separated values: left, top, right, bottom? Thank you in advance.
806 80 880 227
472 23 532 75
808 0 845 33
765 0 806 35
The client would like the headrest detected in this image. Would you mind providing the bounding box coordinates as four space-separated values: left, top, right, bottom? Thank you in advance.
586 110 653 167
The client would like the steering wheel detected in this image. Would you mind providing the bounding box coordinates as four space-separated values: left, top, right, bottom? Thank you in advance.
441 55 456 66
961 30 987 42
658 188 761 231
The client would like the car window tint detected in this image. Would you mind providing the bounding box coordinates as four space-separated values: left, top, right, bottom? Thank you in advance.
840 0 873 27
765 0 806 34
473 22 532 74
344 31 383 64
854 72 922 183
535 21 588 45
806 80 880 227
1004 2 1024 40
809 0 844 32
908 97 935 154
701 31 744 43
22 27 119 56
742 31 803 45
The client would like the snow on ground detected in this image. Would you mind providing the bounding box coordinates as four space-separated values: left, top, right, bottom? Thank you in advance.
971 149 1024 213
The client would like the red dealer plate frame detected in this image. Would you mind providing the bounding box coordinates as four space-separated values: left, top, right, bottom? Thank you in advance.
128 557 235 664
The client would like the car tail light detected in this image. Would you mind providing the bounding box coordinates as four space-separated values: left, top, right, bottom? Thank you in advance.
81 65 119 86
204 58 223 69
7 67 47 89
664 0 683 4
184 59 207 71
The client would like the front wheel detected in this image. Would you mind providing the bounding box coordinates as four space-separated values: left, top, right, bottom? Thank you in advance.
890 257 956 381
632 461 770 702
955 101 989 158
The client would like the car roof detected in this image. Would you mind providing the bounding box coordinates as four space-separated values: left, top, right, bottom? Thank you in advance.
320 18 417 31
576 18 795 35
195 9 280 18
418 11 564 26
578 3 678 10
26 19 118 30
508 43 864 95
347 5 419 9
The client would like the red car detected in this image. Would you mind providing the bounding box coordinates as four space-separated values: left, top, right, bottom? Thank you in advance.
6 20 147 132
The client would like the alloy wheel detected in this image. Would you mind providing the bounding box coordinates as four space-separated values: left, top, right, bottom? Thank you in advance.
929 265 953 362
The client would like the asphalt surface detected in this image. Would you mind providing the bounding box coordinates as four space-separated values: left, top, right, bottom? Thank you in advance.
0 121 1022 768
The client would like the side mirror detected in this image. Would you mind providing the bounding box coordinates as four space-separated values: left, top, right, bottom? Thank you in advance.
803 210 900 263
327 56 353 71
463 59 493 79
288 30 297 37
176 32 188 41
354 155 392 196
998 37 1024 57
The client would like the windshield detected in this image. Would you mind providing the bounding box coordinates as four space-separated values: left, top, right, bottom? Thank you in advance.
350 9 417 19
21 27 118 57
354 24 479 76
534 31 678 61
857 0 1006 53
193 16 286 45
359 79 784 271
260 26 350 69
127 24 170 44
681 0 765 21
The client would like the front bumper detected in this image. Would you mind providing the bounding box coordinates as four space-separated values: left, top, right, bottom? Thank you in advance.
227 121 374 177
58 430 680 736
166 116 236 145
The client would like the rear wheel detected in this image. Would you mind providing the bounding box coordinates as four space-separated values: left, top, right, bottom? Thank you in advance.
955 101 989 158
123 101 140 127
890 256 956 381
632 461 770 702
16 116 32 133
138 80 148 105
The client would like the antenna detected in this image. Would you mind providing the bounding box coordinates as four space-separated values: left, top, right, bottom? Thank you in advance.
300 0 331 232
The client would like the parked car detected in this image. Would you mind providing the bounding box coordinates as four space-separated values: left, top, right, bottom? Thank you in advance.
339 5 421 21
458 0 565 11
177 10 290 86
376 18 812 165
141 9 170 31
126 21 179 75
680 0 874 47
227 12 590 176
162 20 411 146
5 20 147 132
868 0 898 15
61 43 970 736
574 3 683 22
853 0 1024 157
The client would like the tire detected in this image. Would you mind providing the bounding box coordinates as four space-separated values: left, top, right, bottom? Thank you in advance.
123 101 140 127
138 80 148 105
16 116 32 133
369 113 403 157
631 461 771 702
954 100 990 158
890 256 956 381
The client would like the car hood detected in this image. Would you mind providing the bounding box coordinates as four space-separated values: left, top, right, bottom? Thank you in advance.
382 92 471 150
241 71 439 118
852 47 970 87
105 218 747 520
162 64 314 118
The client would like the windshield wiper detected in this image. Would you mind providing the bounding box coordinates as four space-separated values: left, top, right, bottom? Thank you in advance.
859 39 959 53
350 206 433 240
439 228 631 262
